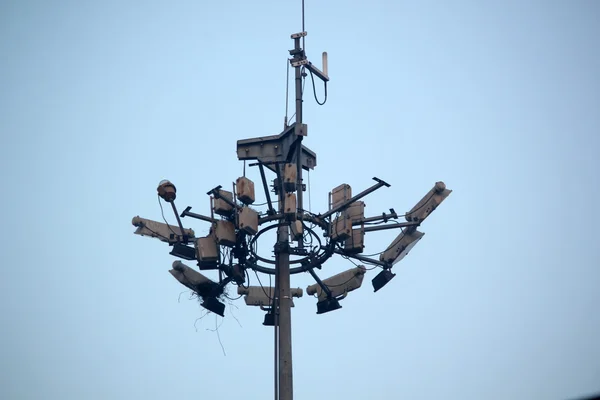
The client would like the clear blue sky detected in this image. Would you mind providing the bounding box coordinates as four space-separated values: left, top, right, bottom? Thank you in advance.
1 1 599 399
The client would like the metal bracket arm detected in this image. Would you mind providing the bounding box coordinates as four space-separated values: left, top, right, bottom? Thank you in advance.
356 209 399 225
308 268 333 299
321 177 390 219
333 248 390 268
180 206 218 224
237 123 316 173
363 221 420 233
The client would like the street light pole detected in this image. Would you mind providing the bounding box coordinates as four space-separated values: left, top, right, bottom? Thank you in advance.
133 23 451 400
276 33 305 400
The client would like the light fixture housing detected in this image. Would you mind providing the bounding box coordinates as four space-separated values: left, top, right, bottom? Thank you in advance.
169 242 196 260
316 297 342 314
380 229 425 265
405 181 452 223
306 266 366 301
372 269 396 292
157 180 177 202
201 297 225 317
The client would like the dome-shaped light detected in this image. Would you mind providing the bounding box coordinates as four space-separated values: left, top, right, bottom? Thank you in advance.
157 179 177 202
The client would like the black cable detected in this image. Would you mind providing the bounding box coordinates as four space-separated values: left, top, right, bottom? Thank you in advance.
309 69 327 105
254 200 280 207
157 195 178 237
254 270 272 300
225 293 243 301
320 272 359 289
138 223 170 241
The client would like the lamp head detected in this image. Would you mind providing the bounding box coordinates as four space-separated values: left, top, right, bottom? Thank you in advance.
157 179 177 202
372 269 396 292
201 297 225 317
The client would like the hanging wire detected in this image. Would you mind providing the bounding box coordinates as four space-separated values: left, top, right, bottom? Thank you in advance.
157 195 178 237
309 69 327 105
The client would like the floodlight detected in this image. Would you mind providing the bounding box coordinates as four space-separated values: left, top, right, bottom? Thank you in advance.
169 242 196 260
170 261 215 290
237 286 303 307
132 216 195 243
306 266 366 301
316 297 342 314
372 269 396 292
263 312 275 326
379 229 425 265
405 181 452 223
201 297 225 317
170 261 225 316
157 180 176 202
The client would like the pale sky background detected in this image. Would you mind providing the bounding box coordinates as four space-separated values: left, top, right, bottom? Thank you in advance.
1 1 599 399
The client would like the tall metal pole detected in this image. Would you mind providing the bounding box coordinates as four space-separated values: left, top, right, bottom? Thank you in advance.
277 174 293 400
276 34 304 400
294 36 304 235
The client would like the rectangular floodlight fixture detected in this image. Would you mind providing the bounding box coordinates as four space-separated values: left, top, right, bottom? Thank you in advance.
169 243 196 260
170 261 215 291
372 269 396 292
201 297 225 317
405 182 452 223
132 216 195 243
306 266 366 301
237 286 303 306
316 297 342 314
380 229 425 265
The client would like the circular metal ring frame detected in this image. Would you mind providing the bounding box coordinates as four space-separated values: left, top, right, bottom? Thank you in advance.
245 213 334 275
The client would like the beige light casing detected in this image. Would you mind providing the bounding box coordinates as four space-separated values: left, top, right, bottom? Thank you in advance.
405 181 452 223
237 286 303 307
380 229 425 265
132 216 195 243
306 266 366 301
170 261 214 291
